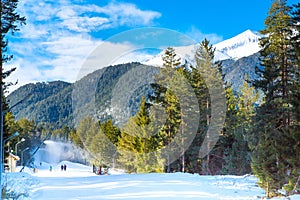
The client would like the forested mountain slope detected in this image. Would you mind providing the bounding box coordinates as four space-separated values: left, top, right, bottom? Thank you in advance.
7 54 259 127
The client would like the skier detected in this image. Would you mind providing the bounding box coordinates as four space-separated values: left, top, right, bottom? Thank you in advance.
61 165 64 171
49 165 53 172
63 164 67 171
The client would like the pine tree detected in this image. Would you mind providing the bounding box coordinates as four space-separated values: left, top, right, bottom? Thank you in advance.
222 78 258 175
289 2 300 195
194 39 226 174
89 123 117 168
290 3 300 126
68 128 84 148
159 89 181 172
236 79 259 173
117 97 164 173
183 61 209 174
220 82 239 174
1 0 25 175
100 120 121 146
150 47 181 173
76 117 98 152
16 118 41 165
291 3 300 59
251 0 300 196
1 0 26 87
162 47 181 69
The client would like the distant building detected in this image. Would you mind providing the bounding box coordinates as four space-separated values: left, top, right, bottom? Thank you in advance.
5 153 20 172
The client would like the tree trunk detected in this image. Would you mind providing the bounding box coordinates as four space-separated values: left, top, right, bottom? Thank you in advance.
181 137 185 173
206 98 211 174
167 125 171 173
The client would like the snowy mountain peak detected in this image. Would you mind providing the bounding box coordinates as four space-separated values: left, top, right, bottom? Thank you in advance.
237 29 260 38
143 29 262 66
213 29 262 60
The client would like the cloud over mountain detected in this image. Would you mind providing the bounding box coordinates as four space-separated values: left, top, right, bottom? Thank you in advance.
6 0 161 92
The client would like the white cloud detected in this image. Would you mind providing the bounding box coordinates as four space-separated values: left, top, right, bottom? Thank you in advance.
54 3 161 32
5 59 45 93
6 34 101 93
61 16 110 32
6 0 162 93
79 41 137 78
17 24 49 39
186 26 223 44
102 2 161 27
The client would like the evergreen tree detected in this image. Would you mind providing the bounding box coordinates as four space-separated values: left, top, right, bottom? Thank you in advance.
150 47 181 173
76 117 114 167
1 0 26 171
290 3 300 127
289 2 300 195
89 120 121 168
89 123 117 168
219 83 239 174
291 3 300 58
167 65 200 173
162 47 181 69
183 61 209 174
222 79 258 175
76 117 98 152
117 97 164 173
150 47 200 173
236 79 259 174
194 39 226 175
251 0 300 196
100 119 121 146
16 118 41 166
1 0 26 88
69 128 84 148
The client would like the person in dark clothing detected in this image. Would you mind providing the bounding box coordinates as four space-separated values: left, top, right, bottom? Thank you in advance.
61 165 64 171
93 165 96 173
63 164 67 171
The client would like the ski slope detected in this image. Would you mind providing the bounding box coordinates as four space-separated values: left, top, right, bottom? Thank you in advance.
4 161 300 200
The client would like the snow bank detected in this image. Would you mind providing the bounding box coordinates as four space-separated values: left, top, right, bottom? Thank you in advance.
2 172 38 199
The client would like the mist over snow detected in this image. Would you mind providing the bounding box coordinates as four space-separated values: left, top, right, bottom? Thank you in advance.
34 140 87 164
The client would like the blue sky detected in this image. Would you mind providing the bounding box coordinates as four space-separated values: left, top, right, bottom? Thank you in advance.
96 0 272 41
5 0 299 92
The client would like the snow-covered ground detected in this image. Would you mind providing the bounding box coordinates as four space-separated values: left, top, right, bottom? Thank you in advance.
3 161 300 200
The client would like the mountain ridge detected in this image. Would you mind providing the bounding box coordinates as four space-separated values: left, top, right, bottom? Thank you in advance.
7 30 262 127
214 29 262 60
143 29 262 67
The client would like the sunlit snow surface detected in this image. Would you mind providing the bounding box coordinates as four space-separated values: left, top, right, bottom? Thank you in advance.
143 29 262 67
4 161 300 200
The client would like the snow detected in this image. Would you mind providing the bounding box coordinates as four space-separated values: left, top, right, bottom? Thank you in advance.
143 45 195 67
3 161 300 200
214 29 262 60
143 29 262 67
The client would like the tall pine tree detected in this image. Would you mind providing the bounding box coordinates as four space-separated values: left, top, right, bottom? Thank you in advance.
222 78 258 175
1 0 25 180
150 47 181 173
251 0 300 197
194 39 226 175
